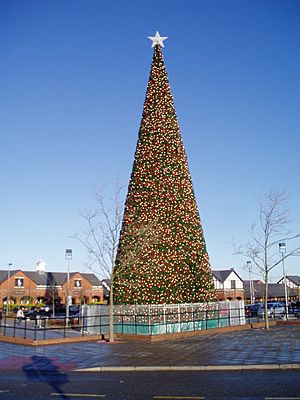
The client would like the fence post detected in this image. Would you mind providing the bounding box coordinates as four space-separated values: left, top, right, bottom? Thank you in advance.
192 305 195 331
63 317 66 338
43 318 46 340
23 317 27 339
82 315 85 337
34 319 37 341
3 315 7 336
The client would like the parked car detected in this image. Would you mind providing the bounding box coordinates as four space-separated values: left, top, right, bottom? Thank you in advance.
294 307 300 319
24 309 51 320
69 305 80 316
257 302 286 318
291 300 300 317
245 304 260 318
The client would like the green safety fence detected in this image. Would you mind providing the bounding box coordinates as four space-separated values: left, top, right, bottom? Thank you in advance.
114 317 230 335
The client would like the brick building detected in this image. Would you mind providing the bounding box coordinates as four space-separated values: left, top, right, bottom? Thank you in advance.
0 268 104 308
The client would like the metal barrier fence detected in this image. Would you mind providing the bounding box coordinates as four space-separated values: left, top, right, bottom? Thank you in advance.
0 301 248 341
82 300 246 335
0 314 86 340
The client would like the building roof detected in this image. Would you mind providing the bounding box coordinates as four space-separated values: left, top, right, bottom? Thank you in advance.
0 269 22 284
244 281 298 299
0 270 102 287
79 273 102 286
212 269 244 283
24 271 67 285
0 270 9 284
286 275 300 286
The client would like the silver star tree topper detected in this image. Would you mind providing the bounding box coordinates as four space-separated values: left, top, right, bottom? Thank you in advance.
147 31 168 47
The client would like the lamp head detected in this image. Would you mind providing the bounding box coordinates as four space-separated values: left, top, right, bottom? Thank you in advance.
65 249 73 260
279 242 286 254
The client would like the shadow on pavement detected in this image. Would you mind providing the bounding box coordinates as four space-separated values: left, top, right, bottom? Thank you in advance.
22 355 69 399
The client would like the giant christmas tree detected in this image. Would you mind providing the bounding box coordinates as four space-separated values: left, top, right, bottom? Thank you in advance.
113 32 215 304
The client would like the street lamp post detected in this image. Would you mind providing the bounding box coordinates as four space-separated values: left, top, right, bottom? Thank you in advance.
279 242 289 320
6 263 12 315
247 261 254 304
65 249 72 325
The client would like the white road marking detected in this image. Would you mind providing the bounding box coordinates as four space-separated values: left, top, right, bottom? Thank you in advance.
51 394 105 398
266 398 300 400
153 396 204 400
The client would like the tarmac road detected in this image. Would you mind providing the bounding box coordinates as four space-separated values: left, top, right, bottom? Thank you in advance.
0 370 300 400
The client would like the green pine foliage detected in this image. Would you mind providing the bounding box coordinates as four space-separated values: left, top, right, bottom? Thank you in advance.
113 45 215 304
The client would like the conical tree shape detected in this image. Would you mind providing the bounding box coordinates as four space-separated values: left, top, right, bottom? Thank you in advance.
113 44 215 304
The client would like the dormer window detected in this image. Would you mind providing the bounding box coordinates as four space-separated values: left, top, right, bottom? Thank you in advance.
15 277 24 287
74 279 82 288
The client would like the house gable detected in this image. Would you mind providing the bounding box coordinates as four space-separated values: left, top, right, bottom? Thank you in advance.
278 275 300 289
212 269 243 290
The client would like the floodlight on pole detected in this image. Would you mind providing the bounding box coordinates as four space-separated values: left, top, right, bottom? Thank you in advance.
247 261 254 304
65 249 72 325
279 242 289 320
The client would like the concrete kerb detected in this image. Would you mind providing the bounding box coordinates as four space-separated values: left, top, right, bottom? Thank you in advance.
0 334 102 346
75 364 300 372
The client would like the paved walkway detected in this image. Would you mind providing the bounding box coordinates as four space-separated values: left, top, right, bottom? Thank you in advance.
0 325 299 372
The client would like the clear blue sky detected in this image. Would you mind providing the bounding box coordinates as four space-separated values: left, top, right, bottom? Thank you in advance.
1 0 299 282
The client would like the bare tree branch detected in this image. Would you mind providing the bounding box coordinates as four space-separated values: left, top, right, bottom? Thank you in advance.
233 189 300 329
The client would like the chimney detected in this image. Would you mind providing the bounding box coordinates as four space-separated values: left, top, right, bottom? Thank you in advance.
36 259 46 273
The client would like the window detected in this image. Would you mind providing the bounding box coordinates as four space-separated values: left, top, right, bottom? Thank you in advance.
231 280 236 289
15 277 24 287
74 279 82 288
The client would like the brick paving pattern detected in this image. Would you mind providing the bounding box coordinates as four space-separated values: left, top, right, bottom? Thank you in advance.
0 325 299 371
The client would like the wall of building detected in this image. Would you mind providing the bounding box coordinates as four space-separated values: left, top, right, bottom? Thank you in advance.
0 270 104 308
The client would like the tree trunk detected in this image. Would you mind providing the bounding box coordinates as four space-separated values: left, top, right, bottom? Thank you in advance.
264 269 269 330
109 250 115 343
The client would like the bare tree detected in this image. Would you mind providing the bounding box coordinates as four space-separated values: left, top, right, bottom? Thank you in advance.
234 189 300 329
72 183 123 342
